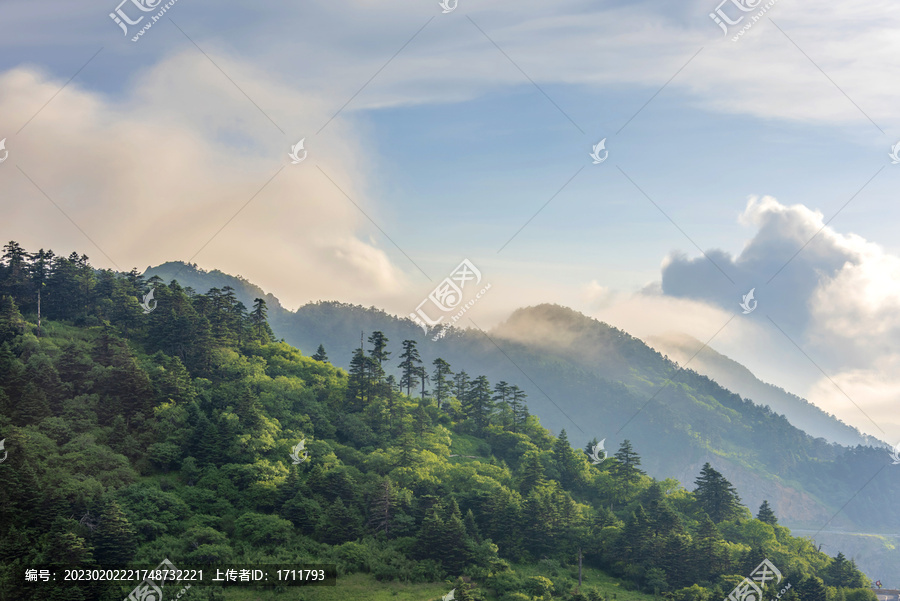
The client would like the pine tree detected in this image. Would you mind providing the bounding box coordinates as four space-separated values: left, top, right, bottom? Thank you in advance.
92 499 137 565
250 298 273 341
0 295 25 345
367 331 390 368
519 451 546 494
414 507 446 562
553 429 582 488
756 500 777 525
453 370 470 400
432 358 453 409
347 347 370 410
312 344 329 362
694 463 743 523
464 375 493 432
368 479 397 539
28 249 53 337
398 340 422 397
318 498 362 545
799 577 827 601
510 385 528 433
612 439 645 484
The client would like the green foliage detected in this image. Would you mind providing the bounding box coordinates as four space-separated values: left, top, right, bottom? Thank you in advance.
0 241 875 600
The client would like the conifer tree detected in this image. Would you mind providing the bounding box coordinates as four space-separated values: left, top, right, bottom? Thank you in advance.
694 463 743 523
510 385 528 432
612 439 644 484
92 499 137 565
756 500 777 525
312 344 329 363
464 375 493 432
367 331 390 368
369 479 397 539
553 429 582 488
432 358 453 409
398 340 422 397
519 451 546 494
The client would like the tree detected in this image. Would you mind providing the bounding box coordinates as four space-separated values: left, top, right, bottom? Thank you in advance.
432 358 453 408
29 249 53 336
799 576 827 601
756 500 777 526
367 331 390 367
0 296 25 345
92 499 137 565
318 498 362 545
369 479 398 539
347 346 377 410
519 451 546 494
250 298 273 341
553 429 582 488
613 439 645 484
453 370 470 400
312 344 329 362
464 375 493 432
417 365 429 400
398 340 422 397
694 463 743 523
510 385 528 433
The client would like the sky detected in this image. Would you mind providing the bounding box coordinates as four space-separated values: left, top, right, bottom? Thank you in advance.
1 0 900 442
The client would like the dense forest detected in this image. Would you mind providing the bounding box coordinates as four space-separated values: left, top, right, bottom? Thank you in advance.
0 241 879 601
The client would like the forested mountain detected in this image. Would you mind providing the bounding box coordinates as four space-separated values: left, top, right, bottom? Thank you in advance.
139 263 900 541
0 242 884 600
646 332 872 448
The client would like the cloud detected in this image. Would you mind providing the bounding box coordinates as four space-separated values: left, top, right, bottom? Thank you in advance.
654 195 900 439
0 55 410 311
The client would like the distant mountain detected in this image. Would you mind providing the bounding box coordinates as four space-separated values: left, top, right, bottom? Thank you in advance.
646 332 873 447
144 261 285 313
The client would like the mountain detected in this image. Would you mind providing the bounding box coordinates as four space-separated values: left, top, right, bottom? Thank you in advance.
141 264 900 582
646 331 873 447
3 242 882 600
144 261 285 313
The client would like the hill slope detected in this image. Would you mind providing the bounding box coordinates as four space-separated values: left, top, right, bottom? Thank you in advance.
646 332 871 447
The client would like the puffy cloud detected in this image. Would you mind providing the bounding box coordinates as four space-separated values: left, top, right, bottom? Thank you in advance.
655 195 900 440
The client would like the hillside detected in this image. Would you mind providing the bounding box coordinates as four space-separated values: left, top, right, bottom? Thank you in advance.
646 332 872 448
0 241 885 600
136 265 900 536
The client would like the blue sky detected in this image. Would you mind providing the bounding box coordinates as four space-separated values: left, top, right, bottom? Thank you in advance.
2 0 900 440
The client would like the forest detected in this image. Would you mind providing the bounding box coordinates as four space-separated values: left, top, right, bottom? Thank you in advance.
0 241 879 601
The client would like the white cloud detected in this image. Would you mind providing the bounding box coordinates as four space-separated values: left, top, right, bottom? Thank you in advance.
650 195 900 440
